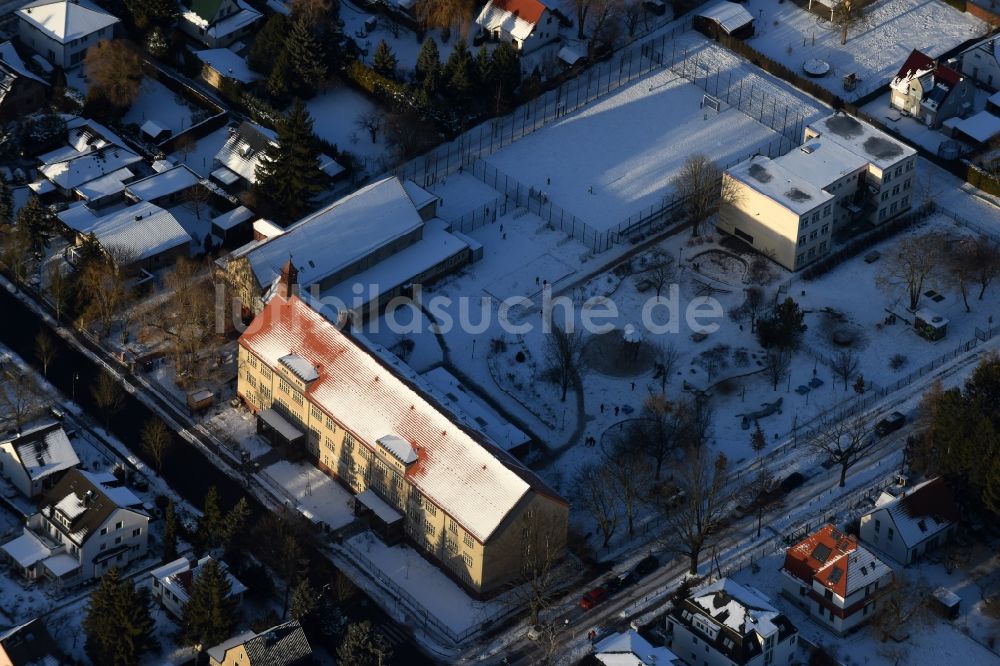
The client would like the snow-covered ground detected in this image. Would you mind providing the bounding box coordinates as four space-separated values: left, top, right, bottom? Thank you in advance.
259 460 356 530
306 85 388 165
746 0 988 101
167 126 232 178
123 78 199 135
859 89 993 155
485 69 788 230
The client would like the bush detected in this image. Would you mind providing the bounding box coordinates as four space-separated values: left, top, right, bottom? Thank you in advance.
889 353 907 370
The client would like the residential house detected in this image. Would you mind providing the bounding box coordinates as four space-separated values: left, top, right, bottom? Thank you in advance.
211 121 344 190
719 112 917 271
0 42 48 124
782 524 894 635
16 0 119 69
890 49 974 127
179 0 262 49
664 578 799 666
959 34 1000 90
0 469 148 584
859 477 959 565
219 176 470 321
197 48 259 91
236 283 568 596
58 200 191 270
591 629 681 665
475 0 558 53
150 556 247 619
0 422 80 499
207 620 312 666
124 164 203 207
0 618 64 666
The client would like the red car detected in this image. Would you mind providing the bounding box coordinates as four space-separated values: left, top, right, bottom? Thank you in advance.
580 587 608 610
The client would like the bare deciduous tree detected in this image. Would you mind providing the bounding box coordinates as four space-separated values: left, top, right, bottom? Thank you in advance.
574 462 619 548
676 155 740 236
623 0 646 37
510 509 565 625
764 349 790 391
953 236 1000 305
542 325 586 402
173 134 198 161
587 0 624 53
0 223 35 288
831 349 859 390
661 445 735 575
643 248 676 299
415 0 474 40
831 0 871 45
141 418 171 472
183 186 211 220
603 437 652 536
871 574 932 642
34 330 58 378
876 233 943 311
47 263 72 324
79 249 136 338
632 394 708 480
652 342 682 394
810 415 878 487
740 466 775 537
0 370 37 432
91 369 125 428
355 111 383 144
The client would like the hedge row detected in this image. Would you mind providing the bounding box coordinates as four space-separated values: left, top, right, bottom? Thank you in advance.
800 203 937 280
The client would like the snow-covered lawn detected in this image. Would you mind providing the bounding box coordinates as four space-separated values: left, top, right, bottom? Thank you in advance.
746 0 987 101
259 460 356 530
306 85 388 166
485 69 789 232
123 78 199 135
167 126 232 178
344 532 501 634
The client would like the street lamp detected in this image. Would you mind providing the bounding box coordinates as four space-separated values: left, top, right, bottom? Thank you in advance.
71 372 79 402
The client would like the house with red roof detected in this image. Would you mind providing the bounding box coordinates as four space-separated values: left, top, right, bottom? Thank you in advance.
781 524 894 636
475 0 558 53
890 49 974 128
859 477 959 565
236 267 568 597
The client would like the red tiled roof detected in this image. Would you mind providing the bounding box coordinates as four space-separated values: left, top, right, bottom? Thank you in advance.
488 0 547 25
783 524 888 598
895 49 935 82
933 63 962 88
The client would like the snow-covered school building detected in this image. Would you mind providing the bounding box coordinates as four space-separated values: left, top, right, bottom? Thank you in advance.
718 113 917 271
236 278 568 596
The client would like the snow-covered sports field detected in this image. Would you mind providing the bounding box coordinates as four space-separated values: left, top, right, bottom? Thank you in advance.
484 69 789 232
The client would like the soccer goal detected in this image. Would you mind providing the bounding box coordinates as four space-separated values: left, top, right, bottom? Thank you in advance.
701 94 722 113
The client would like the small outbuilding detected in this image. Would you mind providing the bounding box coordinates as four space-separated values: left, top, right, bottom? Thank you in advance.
694 1 755 39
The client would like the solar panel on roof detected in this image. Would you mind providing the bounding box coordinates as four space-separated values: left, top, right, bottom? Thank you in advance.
811 543 833 563
828 567 843 584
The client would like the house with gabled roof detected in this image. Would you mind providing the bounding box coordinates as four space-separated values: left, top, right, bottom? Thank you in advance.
0 41 48 124
0 468 148 584
859 477 959 565
890 49 974 128
16 0 119 69
150 556 247 620
0 422 80 499
590 629 682 665
665 578 799 666
475 0 558 53
236 280 568 596
179 0 263 49
959 35 1000 91
207 620 312 666
0 618 65 666
782 524 894 635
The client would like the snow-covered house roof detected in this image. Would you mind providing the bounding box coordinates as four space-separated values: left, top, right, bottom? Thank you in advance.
140 119 170 140
40 145 142 191
726 155 833 215
696 1 754 34
773 138 868 190
214 121 276 185
806 113 916 172
240 176 425 292
73 166 134 201
124 164 201 203
0 40 49 87
476 0 548 41
181 0 261 40
206 620 311 666
239 294 566 543
64 201 191 262
953 110 1000 143
0 618 60 666
869 478 959 549
150 556 247 607
594 630 681 665
196 48 259 83
784 524 891 598
212 205 253 231
16 0 119 45
41 468 144 546
1 422 79 483
1 528 55 568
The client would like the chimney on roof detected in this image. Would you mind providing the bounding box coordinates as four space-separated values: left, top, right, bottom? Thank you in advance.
279 257 299 299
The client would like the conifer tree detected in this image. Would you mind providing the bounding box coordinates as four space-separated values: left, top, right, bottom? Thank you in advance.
195 485 223 555
490 41 521 101
163 500 178 563
248 14 289 74
289 578 319 621
476 45 492 88
444 39 478 104
285 18 327 97
337 620 393 666
0 178 12 225
83 568 158 666
16 195 53 256
221 497 251 558
372 40 397 78
266 50 293 101
179 559 240 648
415 37 440 82
254 100 325 223
751 423 766 456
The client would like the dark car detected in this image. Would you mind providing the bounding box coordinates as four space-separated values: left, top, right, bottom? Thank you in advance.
606 571 637 593
634 554 659 577
580 586 608 610
779 472 805 494
875 411 906 437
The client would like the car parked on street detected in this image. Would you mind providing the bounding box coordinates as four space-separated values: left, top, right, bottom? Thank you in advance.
580 586 608 610
875 411 906 437
634 554 659 578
